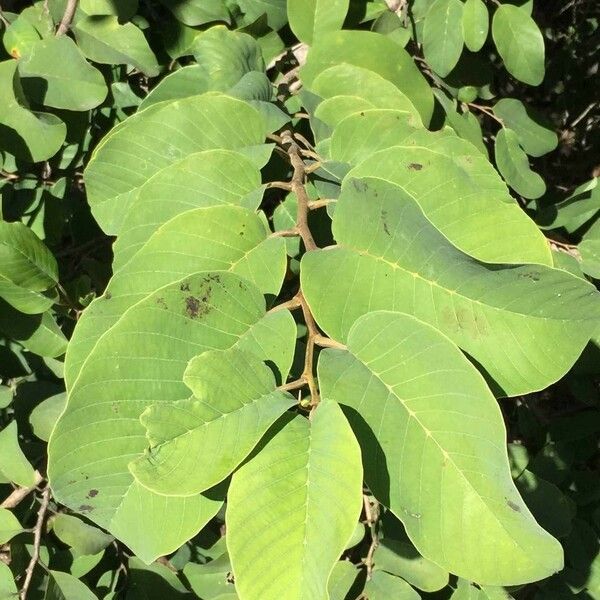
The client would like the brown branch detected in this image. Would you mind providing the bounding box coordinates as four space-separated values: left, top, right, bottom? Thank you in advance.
314 335 346 350
298 292 320 406
265 181 292 191
308 199 336 210
468 103 504 126
56 0 78 36
268 295 302 314
362 495 380 579
20 487 50 600
270 228 300 239
1 472 43 509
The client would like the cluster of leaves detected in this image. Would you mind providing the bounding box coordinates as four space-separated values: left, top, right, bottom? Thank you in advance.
1 1 600 599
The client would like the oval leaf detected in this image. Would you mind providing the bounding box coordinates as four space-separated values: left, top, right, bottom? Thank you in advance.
288 0 350 45
462 0 488 52
423 0 464 77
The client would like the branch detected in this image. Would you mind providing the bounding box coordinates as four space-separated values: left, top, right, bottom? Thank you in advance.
362 495 380 579
20 487 50 600
1 471 43 509
56 0 78 36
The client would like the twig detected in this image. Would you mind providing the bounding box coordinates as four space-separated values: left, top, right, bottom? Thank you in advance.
20 487 50 600
265 181 292 191
362 495 380 579
268 295 302 314
308 199 336 210
468 103 504 126
270 228 300 239
56 0 78 36
1 472 43 509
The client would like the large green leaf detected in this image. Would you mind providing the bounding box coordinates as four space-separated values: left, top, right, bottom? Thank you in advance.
302 177 600 395
495 127 546 199
18 36 107 111
74 16 159 77
49 272 293 561
112 149 263 270
0 60 66 163
0 220 58 314
65 205 287 387
493 99 558 157
287 0 349 45
319 311 564 584
462 0 488 52
423 0 464 77
492 4 544 85
227 401 363 600
84 94 268 235
301 30 434 126
130 345 296 496
332 123 551 265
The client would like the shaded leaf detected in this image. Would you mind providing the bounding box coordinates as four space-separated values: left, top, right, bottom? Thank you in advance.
158 0 230 26
29 392 67 442
364 570 420 599
50 513 114 556
45 570 97 600
0 421 36 487
0 507 25 544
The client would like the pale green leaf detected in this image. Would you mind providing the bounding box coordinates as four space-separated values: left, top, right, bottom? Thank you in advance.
492 5 544 85
337 132 551 265
2 13 40 58
302 177 600 395
74 15 160 77
227 401 363 600
423 0 464 77
301 30 434 126
65 206 287 387
112 149 263 270
184 554 237 599
451 578 512 599
287 0 349 45
364 570 420 599
158 0 230 26
18 36 107 111
0 421 36 487
30 392 67 442
0 507 25 544
49 272 291 561
462 0 488 52
0 562 18 598
493 99 558 157
495 127 546 199
130 346 296 496
319 311 564 584
374 538 449 592
328 561 359 600
84 94 268 235
0 60 66 163
0 386 12 409
50 514 114 556
45 570 97 600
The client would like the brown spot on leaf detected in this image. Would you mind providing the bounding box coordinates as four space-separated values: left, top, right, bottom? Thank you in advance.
507 499 521 512
519 271 541 282
407 163 423 171
87 489 98 498
180 282 190 292
105 292 112 300
78 504 94 512
186 296 200 318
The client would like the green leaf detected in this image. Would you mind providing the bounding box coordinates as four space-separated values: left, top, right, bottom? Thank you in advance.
0 507 25 544
495 127 546 199
331 123 550 265
49 272 290 561
0 220 58 314
492 4 544 85
493 99 558 157
50 513 114 555
2 13 41 58
227 401 363 600
364 570 420 599
112 149 264 270
0 562 18 598
302 177 600 395
374 538 449 592
318 311 564 584
84 94 268 235
328 561 360 600
236 0 288 30
0 421 36 487
451 579 512 599
65 205 287 387
462 0 488 52
128 557 193 598
0 60 66 163
74 16 160 77
423 0 464 77
18 36 107 111
80 0 138 19
45 570 97 600
287 0 349 45
130 346 296 496
184 554 237 599
158 0 230 26
29 392 67 442
301 30 434 126
0 386 12 409
139 65 211 109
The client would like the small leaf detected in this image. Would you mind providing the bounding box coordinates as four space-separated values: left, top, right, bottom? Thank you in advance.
80 0 138 19
0 421 36 487
128 557 193 598
318 311 564 584
29 392 67 442
288 0 349 45
0 386 12 409
0 562 18 598
236 0 288 30
492 4 544 85
462 0 488 52
130 346 296 496
495 127 546 199
2 14 40 58
45 570 97 600
423 0 464 77
50 514 114 556
0 507 25 544
74 16 160 77
18 36 107 111
364 570 420 599
227 401 363 600
328 561 359 600
493 98 558 157
157 0 230 26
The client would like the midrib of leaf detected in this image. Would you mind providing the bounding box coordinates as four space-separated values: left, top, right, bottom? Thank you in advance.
0 239 56 285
